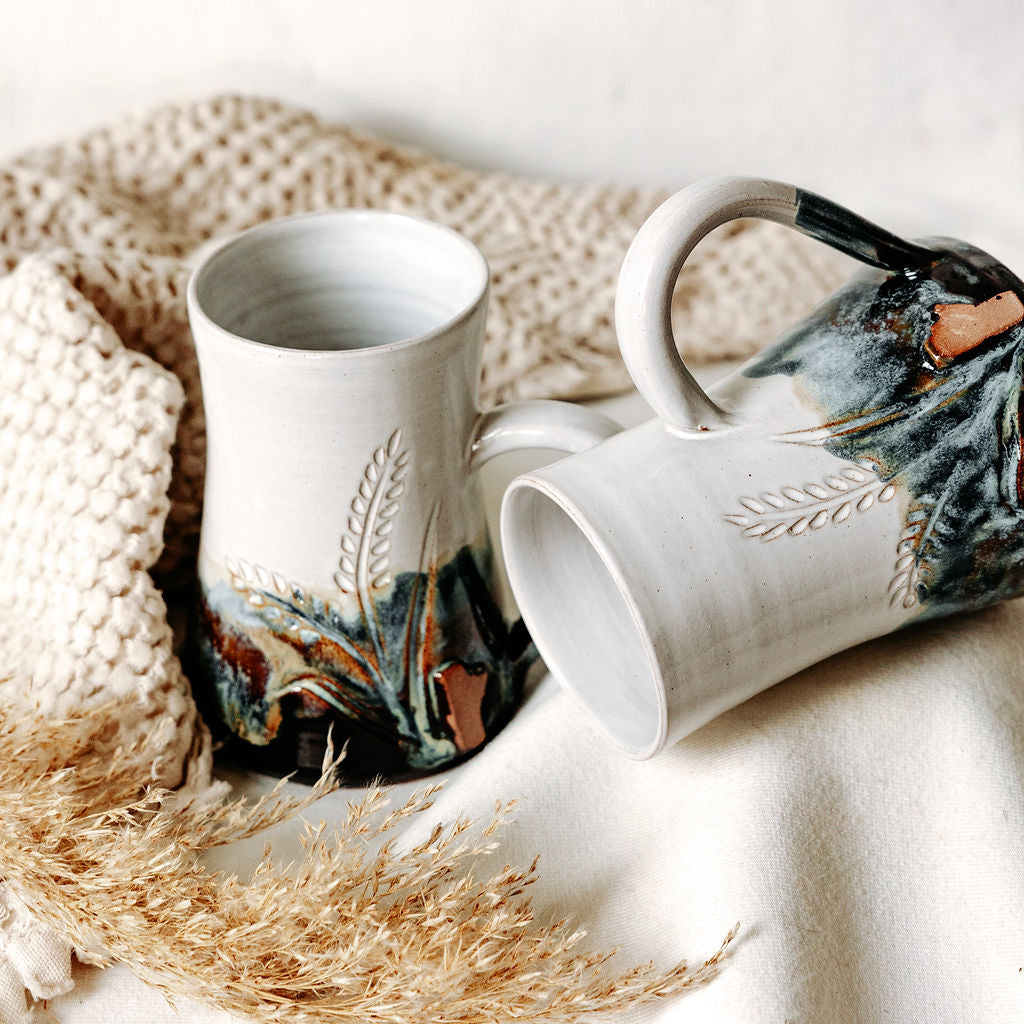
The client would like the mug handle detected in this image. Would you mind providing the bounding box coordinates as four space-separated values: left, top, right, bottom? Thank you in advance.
468 398 621 470
467 398 621 664
614 176 936 431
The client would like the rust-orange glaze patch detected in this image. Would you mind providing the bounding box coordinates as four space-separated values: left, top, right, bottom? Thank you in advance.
435 662 488 752
201 599 272 700
263 700 284 740
926 290 1024 366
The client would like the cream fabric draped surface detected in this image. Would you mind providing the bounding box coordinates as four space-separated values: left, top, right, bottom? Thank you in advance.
47 588 1024 1023
0 95 1021 1023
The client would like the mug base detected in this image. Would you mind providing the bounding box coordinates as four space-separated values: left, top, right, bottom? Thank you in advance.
183 564 534 786
211 714 474 786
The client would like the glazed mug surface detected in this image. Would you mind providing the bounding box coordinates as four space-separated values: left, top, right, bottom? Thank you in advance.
187 210 617 779
501 177 1024 758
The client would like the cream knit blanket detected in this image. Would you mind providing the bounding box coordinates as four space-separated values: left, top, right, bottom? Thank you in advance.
0 95 845 1018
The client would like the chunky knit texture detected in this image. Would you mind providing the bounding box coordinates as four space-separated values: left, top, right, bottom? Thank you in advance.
0 257 193 774
0 94 849 580
0 95 847 1018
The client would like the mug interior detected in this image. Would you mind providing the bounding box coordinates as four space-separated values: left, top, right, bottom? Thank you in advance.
190 211 487 351
501 480 666 759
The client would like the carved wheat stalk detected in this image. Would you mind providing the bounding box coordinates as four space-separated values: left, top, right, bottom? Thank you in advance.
889 498 943 609
890 515 926 609
406 504 442 744
724 461 895 541
335 429 410 673
223 556 380 689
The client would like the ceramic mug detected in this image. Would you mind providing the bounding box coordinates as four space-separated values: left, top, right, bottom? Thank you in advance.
501 176 1024 758
187 210 618 779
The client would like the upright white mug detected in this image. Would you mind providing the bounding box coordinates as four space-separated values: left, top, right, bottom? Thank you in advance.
188 210 617 779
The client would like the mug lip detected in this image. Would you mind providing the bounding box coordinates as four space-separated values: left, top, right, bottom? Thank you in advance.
500 473 669 760
186 208 490 360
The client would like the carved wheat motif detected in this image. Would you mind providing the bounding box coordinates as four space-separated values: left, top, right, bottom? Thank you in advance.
335 429 409 595
724 461 895 541
889 506 935 609
217 428 508 766
225 558 318 635
332 429 410 670
223 555 371 664
225 557 292 604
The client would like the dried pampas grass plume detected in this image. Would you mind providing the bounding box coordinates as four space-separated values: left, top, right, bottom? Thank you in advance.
0 704 736 1022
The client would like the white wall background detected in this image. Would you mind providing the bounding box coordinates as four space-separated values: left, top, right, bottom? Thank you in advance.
1 0 1023 262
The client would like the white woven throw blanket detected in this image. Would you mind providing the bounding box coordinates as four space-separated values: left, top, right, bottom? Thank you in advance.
0 94 847 1018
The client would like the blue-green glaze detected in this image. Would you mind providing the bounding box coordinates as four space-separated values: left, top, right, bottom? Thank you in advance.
746 232 1024 617
198 541 534 776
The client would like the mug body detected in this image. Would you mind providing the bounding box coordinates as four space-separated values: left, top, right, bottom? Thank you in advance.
189 212 530 779
501 405 912 758
503 234 1024 757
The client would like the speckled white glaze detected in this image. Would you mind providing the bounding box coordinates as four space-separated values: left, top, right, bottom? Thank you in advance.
501 179 962 758
190 210 619 596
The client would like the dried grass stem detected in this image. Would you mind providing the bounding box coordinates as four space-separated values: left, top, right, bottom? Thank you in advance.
0 705 735 1022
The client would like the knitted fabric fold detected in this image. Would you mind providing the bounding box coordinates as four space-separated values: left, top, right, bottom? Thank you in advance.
0 256 200 1018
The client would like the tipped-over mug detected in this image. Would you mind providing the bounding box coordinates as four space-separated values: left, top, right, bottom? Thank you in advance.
501 177 1024 758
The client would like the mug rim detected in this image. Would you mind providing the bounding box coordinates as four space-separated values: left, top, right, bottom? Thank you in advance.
500 472 669 760
186 208 490 360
